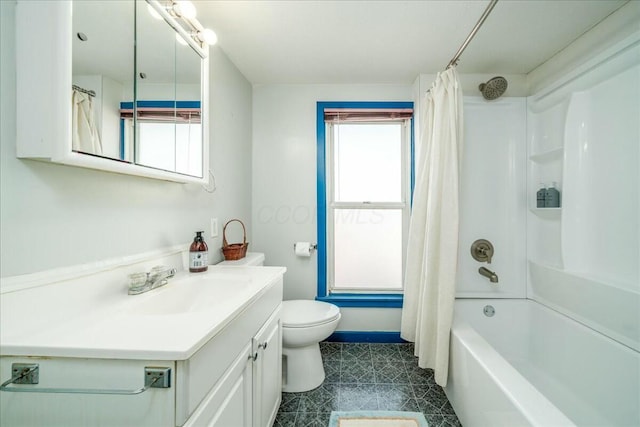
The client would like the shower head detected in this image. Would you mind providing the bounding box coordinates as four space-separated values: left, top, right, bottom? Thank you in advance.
479 76 508 100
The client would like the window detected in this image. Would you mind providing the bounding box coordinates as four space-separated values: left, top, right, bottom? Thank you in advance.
317 102 414 307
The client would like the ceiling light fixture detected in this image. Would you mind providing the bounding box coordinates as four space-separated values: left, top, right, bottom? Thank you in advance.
172 1 197 20
197 29 218 46
150 0 218 47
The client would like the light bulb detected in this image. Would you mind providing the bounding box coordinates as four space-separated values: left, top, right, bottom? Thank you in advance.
147 3 163 20
173 1 196 19
175 32 188 46
200 29 218 46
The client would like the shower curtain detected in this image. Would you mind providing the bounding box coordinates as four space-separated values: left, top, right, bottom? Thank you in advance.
72 89 103 155
400 67 463 387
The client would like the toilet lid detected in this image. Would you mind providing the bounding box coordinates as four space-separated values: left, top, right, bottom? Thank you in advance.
281 300 340 328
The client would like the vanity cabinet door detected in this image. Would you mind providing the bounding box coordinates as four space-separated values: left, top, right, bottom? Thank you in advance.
184 343 253 427
252 307 282 427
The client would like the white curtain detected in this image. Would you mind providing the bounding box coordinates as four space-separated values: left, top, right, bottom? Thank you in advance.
72 90 103 155
400 67 463 387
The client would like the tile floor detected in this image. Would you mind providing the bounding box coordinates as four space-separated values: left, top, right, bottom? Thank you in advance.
274 342 462 427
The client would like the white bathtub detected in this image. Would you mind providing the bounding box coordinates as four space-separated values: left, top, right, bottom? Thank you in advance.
445 299 640 427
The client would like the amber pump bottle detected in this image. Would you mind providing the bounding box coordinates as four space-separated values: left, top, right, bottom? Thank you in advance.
189 231 209 273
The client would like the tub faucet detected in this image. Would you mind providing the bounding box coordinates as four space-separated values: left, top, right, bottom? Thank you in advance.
128 266 177 295
478 267 499 283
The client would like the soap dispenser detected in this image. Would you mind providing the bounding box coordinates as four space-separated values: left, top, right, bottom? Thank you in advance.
545 182 561 208
189 231 209 273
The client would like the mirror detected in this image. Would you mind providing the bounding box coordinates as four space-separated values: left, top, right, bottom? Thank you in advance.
134 1 204 177
71 1 135 162
70 0 207 179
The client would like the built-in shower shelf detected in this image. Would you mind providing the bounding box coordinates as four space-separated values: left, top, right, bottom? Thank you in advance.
529 147 563 163
529 207 562 219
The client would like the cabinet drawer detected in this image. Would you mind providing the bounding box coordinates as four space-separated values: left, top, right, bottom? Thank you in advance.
176 276 283 425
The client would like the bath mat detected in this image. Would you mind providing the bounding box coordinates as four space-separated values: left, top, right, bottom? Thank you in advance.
329 411 428 427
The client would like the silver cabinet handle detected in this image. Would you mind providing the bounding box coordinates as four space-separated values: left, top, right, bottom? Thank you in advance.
248 352 259 361
258 342 268 350
0 364 170 395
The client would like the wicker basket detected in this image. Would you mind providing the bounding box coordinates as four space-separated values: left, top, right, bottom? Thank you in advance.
221 219 249 261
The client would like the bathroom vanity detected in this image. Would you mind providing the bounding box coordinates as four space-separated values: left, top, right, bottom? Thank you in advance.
0 247 285 427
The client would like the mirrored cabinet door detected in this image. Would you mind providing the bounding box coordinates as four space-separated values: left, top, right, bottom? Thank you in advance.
135 0 205 178
134 0 178 173
174 35 204 178
72 1 135 163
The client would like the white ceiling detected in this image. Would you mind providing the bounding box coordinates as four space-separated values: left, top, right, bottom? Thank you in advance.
195 0 628 84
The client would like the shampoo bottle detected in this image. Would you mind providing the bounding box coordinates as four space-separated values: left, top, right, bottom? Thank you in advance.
545 182 561 208
536 183 546 208
189 231 208 273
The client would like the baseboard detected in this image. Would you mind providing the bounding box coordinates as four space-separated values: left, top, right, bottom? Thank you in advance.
326 331 407 343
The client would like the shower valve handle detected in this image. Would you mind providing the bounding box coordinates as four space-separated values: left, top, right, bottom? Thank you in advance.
471 239 494 264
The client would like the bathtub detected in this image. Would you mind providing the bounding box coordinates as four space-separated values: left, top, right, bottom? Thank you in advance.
444 299 639 427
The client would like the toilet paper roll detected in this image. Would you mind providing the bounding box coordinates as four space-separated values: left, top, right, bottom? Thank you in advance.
295 242 312 257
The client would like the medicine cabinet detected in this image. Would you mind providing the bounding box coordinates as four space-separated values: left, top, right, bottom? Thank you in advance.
15 0 209 184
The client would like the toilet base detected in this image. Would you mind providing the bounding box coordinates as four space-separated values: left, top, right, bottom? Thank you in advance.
282 343 325 393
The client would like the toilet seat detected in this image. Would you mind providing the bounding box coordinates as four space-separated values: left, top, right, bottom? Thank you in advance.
282 300 340 328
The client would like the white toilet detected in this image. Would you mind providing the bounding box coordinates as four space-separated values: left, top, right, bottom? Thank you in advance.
281 299 341 392
219 253 341 393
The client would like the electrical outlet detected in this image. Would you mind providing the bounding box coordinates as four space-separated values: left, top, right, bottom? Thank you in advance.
210 218 218 238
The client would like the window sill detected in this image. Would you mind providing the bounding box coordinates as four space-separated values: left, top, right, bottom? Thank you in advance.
316 293 403 308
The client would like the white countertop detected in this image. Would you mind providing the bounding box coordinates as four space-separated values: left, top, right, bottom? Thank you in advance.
0 266 286 361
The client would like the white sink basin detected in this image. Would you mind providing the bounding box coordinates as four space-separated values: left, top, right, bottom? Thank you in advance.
130 273 253 315
1 263 286 360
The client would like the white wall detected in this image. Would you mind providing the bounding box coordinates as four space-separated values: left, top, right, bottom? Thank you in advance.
456 97 527 297
251 83 528 331
0 1 253 277
252 84 412 331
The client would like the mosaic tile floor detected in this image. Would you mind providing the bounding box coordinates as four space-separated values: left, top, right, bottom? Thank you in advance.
274 342 462 427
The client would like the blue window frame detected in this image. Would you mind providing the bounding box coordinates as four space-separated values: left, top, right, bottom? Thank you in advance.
316 101 414 308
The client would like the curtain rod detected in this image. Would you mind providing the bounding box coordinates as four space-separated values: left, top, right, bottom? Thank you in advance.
72 85 96 98
446 0 499 69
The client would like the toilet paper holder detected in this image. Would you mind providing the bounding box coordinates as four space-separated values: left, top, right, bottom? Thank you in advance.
293 242 317 252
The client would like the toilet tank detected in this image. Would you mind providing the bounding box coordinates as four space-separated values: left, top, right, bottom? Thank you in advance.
218 252 265 266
